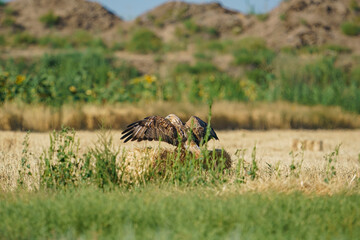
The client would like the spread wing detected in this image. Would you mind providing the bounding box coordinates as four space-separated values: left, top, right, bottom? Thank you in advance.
121 116 179 146
185 116 219 145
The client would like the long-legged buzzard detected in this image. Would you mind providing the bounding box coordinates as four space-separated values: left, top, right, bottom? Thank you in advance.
121 114 218 156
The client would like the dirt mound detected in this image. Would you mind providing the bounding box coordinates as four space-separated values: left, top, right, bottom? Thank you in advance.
135 1 246 36
3 0 122 35
246 0 360 51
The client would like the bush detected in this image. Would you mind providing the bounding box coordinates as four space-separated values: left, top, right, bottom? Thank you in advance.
205 27 220 38
0 35 5 46
2 16 15 27
12 32 37 46
233 48 275 66
350 0 360 11
70 30 106 48
111 42 126 51
256 14 269 21
175 62 219 75
0 0 5 6
127 28 162 54
183 19 201 33
38 35 71 49
4 6 15 15
234 37 267 50
341 22 360 36
325 44 352 54
39 11 60 28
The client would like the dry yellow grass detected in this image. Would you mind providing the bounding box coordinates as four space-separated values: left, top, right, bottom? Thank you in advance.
1 101 360 131
1 129 359 194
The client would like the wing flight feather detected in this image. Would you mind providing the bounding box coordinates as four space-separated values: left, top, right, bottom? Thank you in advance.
185 116 219 145
121 116 179 146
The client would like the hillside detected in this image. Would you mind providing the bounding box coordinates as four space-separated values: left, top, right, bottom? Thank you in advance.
246 0 360 51
0 0 122 36
0 0 359 51
133 1 248 40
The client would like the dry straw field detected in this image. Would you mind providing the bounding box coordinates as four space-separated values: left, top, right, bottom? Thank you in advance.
1 129 359 194
1 102 360 131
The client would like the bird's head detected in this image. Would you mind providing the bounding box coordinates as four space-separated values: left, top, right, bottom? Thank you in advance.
165 114 183 126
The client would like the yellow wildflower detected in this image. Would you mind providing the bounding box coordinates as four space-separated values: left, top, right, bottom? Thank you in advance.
144 74 156 84
239 80 247 88
130 77 142 84
15 75 26 85
107 71 114 79
85 89 92 96
3 72 9 77
69 86 77 93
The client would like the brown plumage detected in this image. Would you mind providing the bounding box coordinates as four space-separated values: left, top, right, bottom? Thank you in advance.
121 114 218 153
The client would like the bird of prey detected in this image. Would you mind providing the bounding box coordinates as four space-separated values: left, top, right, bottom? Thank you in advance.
121 114 218 156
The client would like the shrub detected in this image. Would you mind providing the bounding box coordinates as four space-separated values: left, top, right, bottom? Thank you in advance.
4 6 15 15
233 48 275 66
205 27 220 38
0 35 5 46
12 32 37 46
175 62 219 75
127 28 162 54
234 37 267 50
279 13 287 21
0 0 5 6
38 35 71 49
256 13 269 21
341 22 360 36
2 16 15 27
39 10 60 28
68 30 106 48
183 19 201 33
325 45 352 54
111 42 126 51
350 0 360 12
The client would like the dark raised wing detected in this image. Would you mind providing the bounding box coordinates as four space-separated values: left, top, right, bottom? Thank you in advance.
121 116 179 146
185 116 219 145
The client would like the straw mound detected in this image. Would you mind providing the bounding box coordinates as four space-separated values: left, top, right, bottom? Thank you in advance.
124 147 232 176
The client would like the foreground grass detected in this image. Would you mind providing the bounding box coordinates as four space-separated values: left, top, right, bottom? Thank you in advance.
0 187 359 239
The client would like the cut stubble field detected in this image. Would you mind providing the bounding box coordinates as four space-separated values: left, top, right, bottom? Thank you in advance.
1 129 360 239
1 129 359 193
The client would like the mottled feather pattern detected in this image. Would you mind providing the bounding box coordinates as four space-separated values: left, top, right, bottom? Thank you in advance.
121 116 179 146
185 116 218 144
121 114 219 147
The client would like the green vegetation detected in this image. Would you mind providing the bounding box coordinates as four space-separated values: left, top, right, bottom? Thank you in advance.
127 28 162 53
39 10 60 28
256 13 269 21
0 127 359 238
0 35 6 46
18 127 229 190
184 19 201 34
233 48 276 66
12 32 38 46
4 6 15 15
279 13 287 21
0 45 360 113
0 51 140 106
2 16 15 27
341 22 360 36
0 0 5 6
350 0 360 12
1 188 359 239
175 62 218 75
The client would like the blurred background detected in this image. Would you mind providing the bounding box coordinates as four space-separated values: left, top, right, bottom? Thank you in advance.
0 0 359 131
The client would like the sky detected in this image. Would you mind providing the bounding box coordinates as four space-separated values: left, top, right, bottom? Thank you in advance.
93 0 283 20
